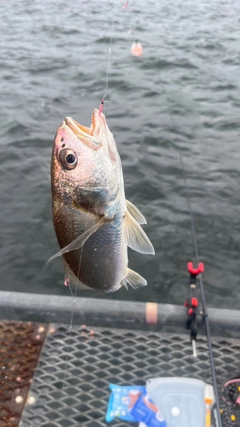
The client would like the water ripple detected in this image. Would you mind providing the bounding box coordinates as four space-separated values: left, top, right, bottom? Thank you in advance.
0 0 240 308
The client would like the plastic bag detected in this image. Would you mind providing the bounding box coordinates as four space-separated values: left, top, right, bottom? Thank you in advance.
106 384 146 422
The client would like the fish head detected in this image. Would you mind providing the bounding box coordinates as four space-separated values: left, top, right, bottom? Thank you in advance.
51 109 122 213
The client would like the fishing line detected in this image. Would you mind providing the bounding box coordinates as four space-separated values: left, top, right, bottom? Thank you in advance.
165 92 222 424
61 283 76 386
101 0 118 114
72 0 119 286
61 208 91 390
179 152 223 427
63 1 119 387
178 154 199 261
155 21 223 422
72 0 118 281
155 47 222 421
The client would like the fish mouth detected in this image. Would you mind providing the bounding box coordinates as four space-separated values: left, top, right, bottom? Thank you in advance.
64 109 103 148
65 117 93 138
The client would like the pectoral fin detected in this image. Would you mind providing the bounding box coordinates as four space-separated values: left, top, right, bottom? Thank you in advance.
126 200 147 224
123 212 155 255
121 268 147 289
47 216 107 263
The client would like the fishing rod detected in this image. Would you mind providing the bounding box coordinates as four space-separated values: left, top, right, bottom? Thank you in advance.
179 152 223 427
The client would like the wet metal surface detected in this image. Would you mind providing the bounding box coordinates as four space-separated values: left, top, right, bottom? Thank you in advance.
19 324 240 427
0 321 47 427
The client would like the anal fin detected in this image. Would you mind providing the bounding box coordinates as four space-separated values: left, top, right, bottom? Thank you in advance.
121 268 147 289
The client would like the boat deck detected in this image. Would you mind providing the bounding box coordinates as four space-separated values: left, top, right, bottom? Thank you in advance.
0 319 239 427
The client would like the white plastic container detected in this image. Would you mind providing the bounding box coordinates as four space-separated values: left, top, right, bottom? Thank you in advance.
146 377 210 427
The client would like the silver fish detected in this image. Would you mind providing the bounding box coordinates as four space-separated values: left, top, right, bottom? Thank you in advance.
49 109 154 292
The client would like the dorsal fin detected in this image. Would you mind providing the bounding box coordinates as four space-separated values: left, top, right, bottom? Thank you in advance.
126 200 147 224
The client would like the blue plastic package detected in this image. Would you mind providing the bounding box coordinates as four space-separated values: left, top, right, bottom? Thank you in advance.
106 384 146 422
130 391 167 427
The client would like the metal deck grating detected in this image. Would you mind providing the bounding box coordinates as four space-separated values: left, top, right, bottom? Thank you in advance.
18 324 240 427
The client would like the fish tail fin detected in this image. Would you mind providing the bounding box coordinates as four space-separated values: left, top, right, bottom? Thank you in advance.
122 268 147 289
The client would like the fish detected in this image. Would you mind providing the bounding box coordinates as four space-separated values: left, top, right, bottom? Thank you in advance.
48 108 154 292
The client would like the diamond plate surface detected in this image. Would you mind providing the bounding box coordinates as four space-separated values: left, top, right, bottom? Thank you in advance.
20 325 240 427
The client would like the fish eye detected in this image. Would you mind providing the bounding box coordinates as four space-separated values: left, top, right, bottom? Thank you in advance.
59 148 78 170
